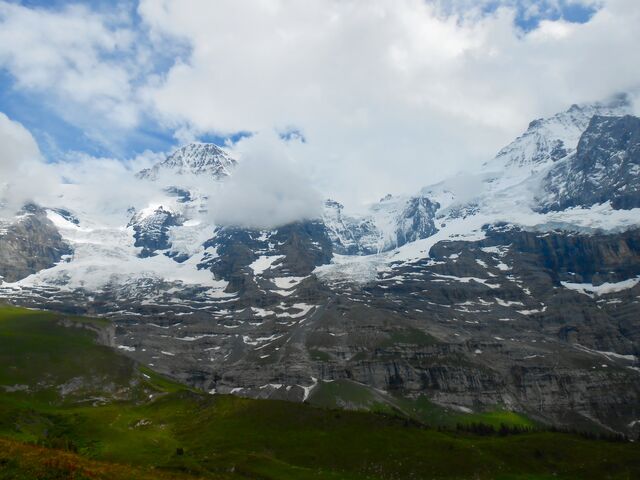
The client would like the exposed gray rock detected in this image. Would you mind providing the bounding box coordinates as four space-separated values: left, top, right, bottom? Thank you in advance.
539 115 640 211
0 206 71 282
200 220 333 292
323 200 379 255
395 196 439 246
128 206 183 258
323 195 441 255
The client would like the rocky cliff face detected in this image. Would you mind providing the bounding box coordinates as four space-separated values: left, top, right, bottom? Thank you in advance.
486 93 631 173
540 115 640 211
128 206 184 258
0 206 71 283
395 196 439 246
324 194 441 254
323 200 379 255
200 220 333 292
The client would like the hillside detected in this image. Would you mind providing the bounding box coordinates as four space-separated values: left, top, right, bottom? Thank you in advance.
0 304 639 479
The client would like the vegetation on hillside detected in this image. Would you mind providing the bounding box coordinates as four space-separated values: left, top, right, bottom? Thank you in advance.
0 304 638 479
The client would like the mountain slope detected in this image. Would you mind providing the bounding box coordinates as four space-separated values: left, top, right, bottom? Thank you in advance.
1 304 639 480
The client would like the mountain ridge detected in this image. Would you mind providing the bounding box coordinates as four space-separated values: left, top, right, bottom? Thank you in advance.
1 94 639 435
137 142 237 180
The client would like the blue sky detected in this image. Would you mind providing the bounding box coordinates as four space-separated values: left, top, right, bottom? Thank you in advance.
476 1 598 31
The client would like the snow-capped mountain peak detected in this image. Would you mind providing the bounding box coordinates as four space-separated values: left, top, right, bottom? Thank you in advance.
484 93 632 174
138 143 237 180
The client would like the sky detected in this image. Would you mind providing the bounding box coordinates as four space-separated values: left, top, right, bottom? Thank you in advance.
0 0 639 216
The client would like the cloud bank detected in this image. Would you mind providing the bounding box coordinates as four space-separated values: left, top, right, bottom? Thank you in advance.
137 0 640 205
0 112 57 214
213 133 323 229
0 0 638 208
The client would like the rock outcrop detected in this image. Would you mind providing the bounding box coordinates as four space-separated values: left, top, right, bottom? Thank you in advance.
0 206 71 283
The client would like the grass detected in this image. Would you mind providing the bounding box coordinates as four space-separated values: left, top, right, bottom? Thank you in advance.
0 437 209 480
393 394 537 429
0 304 639 479
307 378 397 415
308 380 536 430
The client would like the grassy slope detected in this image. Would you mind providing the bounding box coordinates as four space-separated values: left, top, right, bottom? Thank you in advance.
0 304 639 480
0 437 209 480
308 378 536 429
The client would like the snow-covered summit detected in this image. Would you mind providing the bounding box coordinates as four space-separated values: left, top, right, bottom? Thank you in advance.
138 143 237 180
484 93 632 175
319 93 639 269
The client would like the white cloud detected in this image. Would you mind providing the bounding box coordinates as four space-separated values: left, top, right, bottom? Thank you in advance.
137 0 640 205
212 132 323 229
1 0 639 212
0 112 58 214
0 111 166 223
50 151 166 226
0 1 141 143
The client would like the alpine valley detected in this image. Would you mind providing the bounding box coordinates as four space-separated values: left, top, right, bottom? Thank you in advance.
2 93 640 440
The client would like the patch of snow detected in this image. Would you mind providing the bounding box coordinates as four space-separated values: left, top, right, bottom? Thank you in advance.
299 376 318 401
432 273 500 289
517 307 547 315
575 344 637 362
451 405 473 413
249 255 284 275
495 298 525 307
276 303 315 319
272 276 306 289
314 254 385 284
561 277 640 297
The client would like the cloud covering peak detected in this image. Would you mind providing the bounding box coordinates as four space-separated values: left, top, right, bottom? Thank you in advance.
213 133 323 229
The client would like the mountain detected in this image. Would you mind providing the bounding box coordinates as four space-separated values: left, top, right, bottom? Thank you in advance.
0 204 71 283
137 142 237 180
484 92 631 173
1 95 640 436
540 114 640 211
322 199 379 255
323 194 441 255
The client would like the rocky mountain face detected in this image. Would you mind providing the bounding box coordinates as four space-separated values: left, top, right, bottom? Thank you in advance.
200 221 333 293
323 194 441 255
128 206 185 258
1 95 640 436
0 205 71 282
486 93 631 173
540 115 640 212
137 143 237 180
395 196 440 246
323 200 379 255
